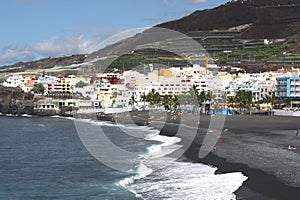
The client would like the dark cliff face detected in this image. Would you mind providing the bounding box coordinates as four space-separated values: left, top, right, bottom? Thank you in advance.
0 87 34 115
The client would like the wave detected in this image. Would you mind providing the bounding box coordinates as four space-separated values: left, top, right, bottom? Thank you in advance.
49 115 75 121
73 118 248 199
21 114 32 117
118 125 248 200
5 114 18 117
127 161 247 200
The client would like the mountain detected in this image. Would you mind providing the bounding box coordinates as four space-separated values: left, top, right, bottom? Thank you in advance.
89 0 300 60
0 55 86 73
157 0 300 39
2 0 300 73
87 0 300 73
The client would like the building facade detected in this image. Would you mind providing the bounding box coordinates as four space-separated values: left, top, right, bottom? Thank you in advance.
276 77 300 98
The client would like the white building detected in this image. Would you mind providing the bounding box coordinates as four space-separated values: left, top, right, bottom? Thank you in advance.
3 75 24 88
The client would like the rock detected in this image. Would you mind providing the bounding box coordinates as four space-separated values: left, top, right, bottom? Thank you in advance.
0 87 34 115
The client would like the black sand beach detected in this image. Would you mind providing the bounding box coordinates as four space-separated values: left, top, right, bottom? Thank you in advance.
149 114 300 200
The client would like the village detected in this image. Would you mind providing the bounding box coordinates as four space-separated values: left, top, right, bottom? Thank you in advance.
0 62 300 117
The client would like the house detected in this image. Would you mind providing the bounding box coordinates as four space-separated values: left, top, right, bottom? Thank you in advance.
3 75 24 88
34 98 60 116
94 79 114 108
47 80 72 93
22 80 37 93
36 75 60 88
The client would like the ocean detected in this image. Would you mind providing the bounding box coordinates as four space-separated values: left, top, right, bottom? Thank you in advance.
0 115 247 200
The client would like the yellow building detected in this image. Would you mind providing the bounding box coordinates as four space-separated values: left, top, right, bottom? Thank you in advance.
158 69 173 78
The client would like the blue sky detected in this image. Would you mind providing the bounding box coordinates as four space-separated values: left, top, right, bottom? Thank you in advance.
0 0 227 66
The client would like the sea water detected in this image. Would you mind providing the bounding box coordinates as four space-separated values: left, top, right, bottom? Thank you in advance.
0 116 247 199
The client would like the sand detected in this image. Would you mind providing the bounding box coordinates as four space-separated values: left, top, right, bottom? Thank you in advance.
148 114 300 200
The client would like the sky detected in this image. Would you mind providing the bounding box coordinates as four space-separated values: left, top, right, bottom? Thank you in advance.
0 0 227 66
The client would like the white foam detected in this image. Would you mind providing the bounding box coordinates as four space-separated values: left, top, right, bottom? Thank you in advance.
128 161 247 200
89 119 125 128
118 126 185 198
49 115 61 118
118 163 153 199
146 133 181 146
79 118 248 199
6 114 17 117
49 115 75 120
118 125 248 200
22 114 32 117
74 118 121 127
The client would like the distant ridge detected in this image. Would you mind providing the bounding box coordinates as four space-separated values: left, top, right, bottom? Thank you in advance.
0 55 86 73
156 0 300 39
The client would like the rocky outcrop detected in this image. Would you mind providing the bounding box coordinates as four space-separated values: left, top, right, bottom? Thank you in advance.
0 87 34 115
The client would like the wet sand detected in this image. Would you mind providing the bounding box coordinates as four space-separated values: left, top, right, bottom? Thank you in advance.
150 114 300 200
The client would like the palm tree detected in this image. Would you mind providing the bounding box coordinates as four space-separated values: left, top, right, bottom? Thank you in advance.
205 90 213 102
227 96 235 108
153 92 161 108
146 89 161 108
129 94 137 105
140 92 147 106
172 95 180 110
235 90 252 110
162 95 172 110
146 89 155 105
189 85 200 113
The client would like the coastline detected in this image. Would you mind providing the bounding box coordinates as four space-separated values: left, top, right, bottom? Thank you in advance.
151 114 300 200
3 111 300 199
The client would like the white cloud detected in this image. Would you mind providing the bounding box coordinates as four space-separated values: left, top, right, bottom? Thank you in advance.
0 36 91 66
0 45 36 65
0 28 145 66
191 0 207 4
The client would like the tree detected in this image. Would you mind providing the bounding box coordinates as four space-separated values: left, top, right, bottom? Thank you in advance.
235 90 252 110
199 91 206 106
146 89 155 105
129 94 137 105
171 95 180 110
227 96 236 108
153 92 161 106
32 83 45 94
75 81 88 88
140 92 147 106
205 90 213 102
188 85 199 106
162 95 173 110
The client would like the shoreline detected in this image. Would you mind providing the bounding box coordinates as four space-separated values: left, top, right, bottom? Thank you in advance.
3 112 300 199
151 114 300 200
